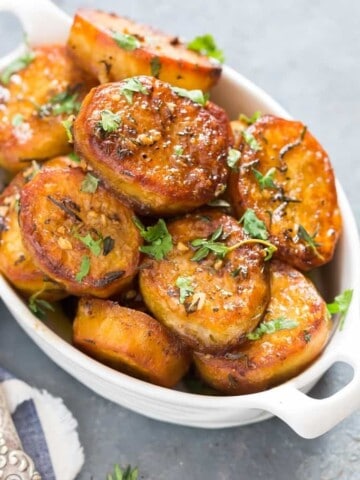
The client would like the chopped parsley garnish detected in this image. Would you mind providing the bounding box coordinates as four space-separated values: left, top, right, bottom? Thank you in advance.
187 34 225 63
81 173 99 193
12 113 24 127
39 89 80 117
297 225 322 258
150 56 161 78
99 110 121 132
239 111 261 125
74 232 102 256
227 148 241 169
327 289 353 331
171 87 209 106
133 217 173 260
239 209 268 240
242 130 261 151
68 152 81 163
28 294 55 320
107 464 138 480
175 276 195 304
76 255 90 282
120 78 150 104
191 226 229 261
0 49 36 85
252 167 277 190
174 145 184 157
112 31 140 51
61 115 75 143
247 317 298 340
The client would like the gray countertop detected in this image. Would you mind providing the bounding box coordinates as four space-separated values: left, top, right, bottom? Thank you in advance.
0 0 359 479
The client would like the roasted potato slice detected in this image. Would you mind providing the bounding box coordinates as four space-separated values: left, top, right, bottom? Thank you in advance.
0 165 66 299
19 166 142 297
194 260 331 394
229 115 342 270
0 44 97 173
67 9 221 90
74 77 231 215
230 119 248 149
139 210 270 353
73 298 190 388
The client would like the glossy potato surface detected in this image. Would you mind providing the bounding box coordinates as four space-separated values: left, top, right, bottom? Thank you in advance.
74 77 231 215
73 298 190 387
68 9 221 90
19 167 142 297
139 210 270 353
0 45 97 173
229 115 342 270
194 260 331 394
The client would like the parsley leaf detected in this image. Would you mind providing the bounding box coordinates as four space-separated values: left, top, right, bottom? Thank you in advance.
68 152 81 163
12 113 24 127
252 167 277 190
176 276 195 304
81 173 99 193
187 34 225 63
327 289 353 330
150 56 161 78
297 225 322 256
191 226 229 261
74 232 102 256
133 217 173 260
247 317 298 340
239 111 261 125
28 295 55 320
76 255 90 282
61 115 75 143
99 110 121 132
0 49 36 85
107 464 138 480
174 145 184 156
120 78 149 104
171 87 209 106
112 32 140 51
242 130 261 151
239 209 268 240
39 89 80 117
227 148 241 169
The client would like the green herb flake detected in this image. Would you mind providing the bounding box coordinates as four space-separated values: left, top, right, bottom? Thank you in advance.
112 31 140 51
227 148 241 169
68 152 81 163
28 295 55 320
74 232 102 256
176 276 195 304
239 111 261 125
150 56 161 78
171 86 209 106
187 34 225 63
191 226 229 262
0 50 36 85
239 209 268 240
76 255 90 282
174 145 183 156
107 463 138 480
242 129 261 151
327 289 353 331
120 78 150 104
298 225 321 254
133 217 173 260
252 167 277 190
61 115 75 143
12 113 24 127
81 173 99 193
99 110 121 132
247 317 298 341
304 330 312 343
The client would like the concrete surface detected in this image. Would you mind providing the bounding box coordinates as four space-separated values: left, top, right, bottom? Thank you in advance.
0 0 359 479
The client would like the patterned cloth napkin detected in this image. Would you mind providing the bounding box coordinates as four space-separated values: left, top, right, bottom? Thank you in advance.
0 367 84 479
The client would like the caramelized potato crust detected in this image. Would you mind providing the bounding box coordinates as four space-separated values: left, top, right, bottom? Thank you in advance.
139 210 270 353
68 9 221 90
19 167 142 297
0 45 97 173
194 260 331 394
229 115 342 270
73 298 190 387
74 77 231 215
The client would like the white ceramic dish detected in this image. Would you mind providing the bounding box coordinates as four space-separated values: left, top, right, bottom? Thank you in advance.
0 0 359 439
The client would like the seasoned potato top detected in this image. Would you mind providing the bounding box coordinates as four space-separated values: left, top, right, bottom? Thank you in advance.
19 167 142 297
74 76 231 215
229 115 342 270
0 44 97 172
139 210 270 353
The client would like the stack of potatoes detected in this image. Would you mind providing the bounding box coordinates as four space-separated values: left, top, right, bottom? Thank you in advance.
0 10 342 394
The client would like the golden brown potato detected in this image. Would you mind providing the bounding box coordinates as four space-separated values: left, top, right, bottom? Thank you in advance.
19 166 142 297
0 44 97 173
73 298 190 387
229 115 342 270
74 77 231 215
194 260 331 394
0 165 66 299
139 210 270 353
67 9 221 90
